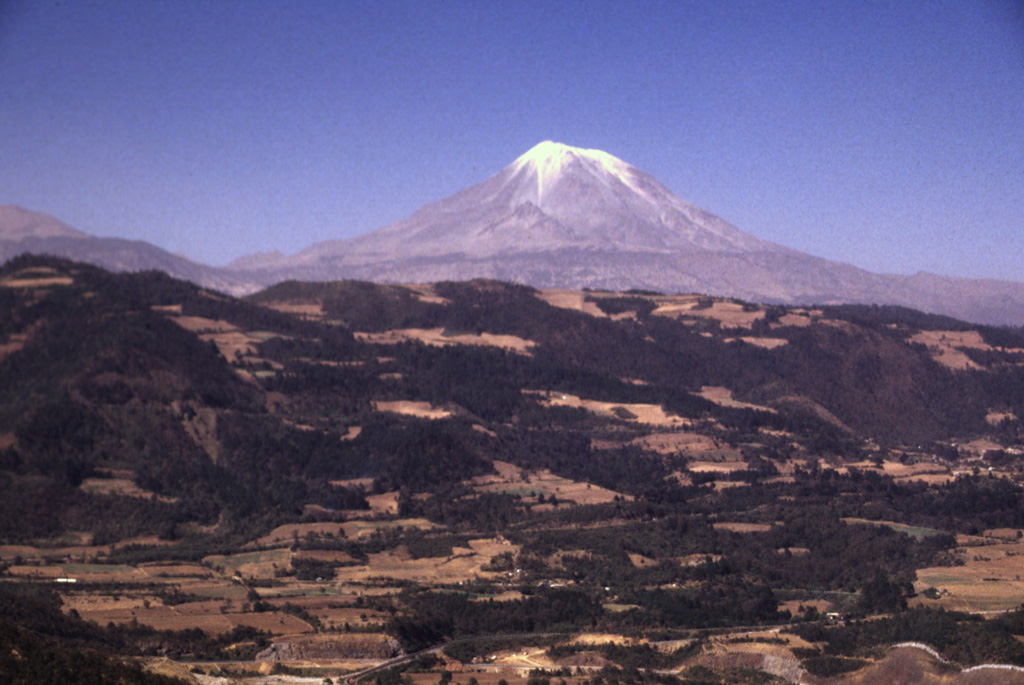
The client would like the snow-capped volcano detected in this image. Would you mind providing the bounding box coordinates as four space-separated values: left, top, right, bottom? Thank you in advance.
217 142 1024 325
280 141 785 267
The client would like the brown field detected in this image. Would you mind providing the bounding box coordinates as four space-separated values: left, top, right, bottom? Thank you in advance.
6 564 71 579
356 327 536 354
0 337 26 360
0 276 74 288
959 438 1005 457
471 460 628 504
255 522 348 547
90 603 314 636
842 460 952 484
293 550 358 564
79 476 177 502
909 330 996 371
372 400 453 419
842 518 945 540
200 330 265 361
170 315 239 333
988 411 1018 426
779 599 831 615
0 544 39 559
401 283 450 305
537 289 607 317
265 301 326 319
915 537 1024 613
679 553 722 567
362 491 401 516
985 529 1024 540
332 543 512 585
139 563 214 578
204 548 293 579
166 314 283 362
263 602 388 631
340 518 437 539
630 431 740 459
529 390 689 427
689 460 749 473
653 299 765 329
735 336 789 349
712 522 772 533
711 480 749 490
629 553 657 568
471 590 524 602
774 312 816 328
697 386 776 412
331 476 375 490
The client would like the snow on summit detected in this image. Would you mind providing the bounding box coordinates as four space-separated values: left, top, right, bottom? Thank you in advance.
511 141 648 203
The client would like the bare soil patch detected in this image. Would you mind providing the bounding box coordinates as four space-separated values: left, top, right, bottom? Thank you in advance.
689 460 749 473
697 386 776 412
915 537 1024 613
79 477 177 502
909 330 997 371
774 312 815 328
0 337 26 360
631 431 739 459
654 298 765 329
356 327 536 354
0 276 74 288
204 548 293 579
265 301 326 319
529 390 688 427
842 518 945 539
293 550 358 564
537 290 607 317
255 523 347 547
712 522 772 533
988 411 1018 426
373 400 452 420
340 518 437 539
170 315 238 333
139 563 214 578
735 336 789 349
471 460 627 504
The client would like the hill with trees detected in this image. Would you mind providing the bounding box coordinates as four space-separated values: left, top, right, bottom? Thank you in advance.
3 255 1024 683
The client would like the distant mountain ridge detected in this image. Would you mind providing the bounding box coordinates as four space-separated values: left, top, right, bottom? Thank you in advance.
2 141 1024 325
0 205 261 295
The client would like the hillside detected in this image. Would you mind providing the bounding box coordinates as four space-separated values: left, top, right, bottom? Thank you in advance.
3 255 1024 684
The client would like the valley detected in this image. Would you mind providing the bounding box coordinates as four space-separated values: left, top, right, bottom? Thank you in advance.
3 256 1024 684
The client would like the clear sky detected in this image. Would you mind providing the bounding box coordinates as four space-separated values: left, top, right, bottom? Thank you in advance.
1 0 1022 281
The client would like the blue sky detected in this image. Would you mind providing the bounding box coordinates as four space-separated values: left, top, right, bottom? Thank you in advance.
1 0 1022 281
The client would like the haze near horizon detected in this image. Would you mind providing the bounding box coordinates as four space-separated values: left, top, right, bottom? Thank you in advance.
0 0 1021 282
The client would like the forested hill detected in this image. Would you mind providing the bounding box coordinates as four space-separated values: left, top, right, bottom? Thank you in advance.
1 255 1023 545
6 255 1024 681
